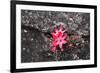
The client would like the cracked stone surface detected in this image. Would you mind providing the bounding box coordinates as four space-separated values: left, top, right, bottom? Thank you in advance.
21 10 90 63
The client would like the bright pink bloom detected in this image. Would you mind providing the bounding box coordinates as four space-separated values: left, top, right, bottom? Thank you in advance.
51 25 68 53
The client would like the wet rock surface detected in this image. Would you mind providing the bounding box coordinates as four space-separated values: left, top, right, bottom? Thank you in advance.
21 10 90 63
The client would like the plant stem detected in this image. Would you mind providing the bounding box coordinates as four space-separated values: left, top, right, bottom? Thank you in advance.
55 50 58 61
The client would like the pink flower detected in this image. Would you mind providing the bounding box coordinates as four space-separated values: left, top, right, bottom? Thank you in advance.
51 25 68 53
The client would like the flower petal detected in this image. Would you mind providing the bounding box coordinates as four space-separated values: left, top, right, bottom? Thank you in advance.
51 47 56 53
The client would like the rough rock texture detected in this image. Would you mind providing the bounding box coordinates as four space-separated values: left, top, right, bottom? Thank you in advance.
21 10 90 63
